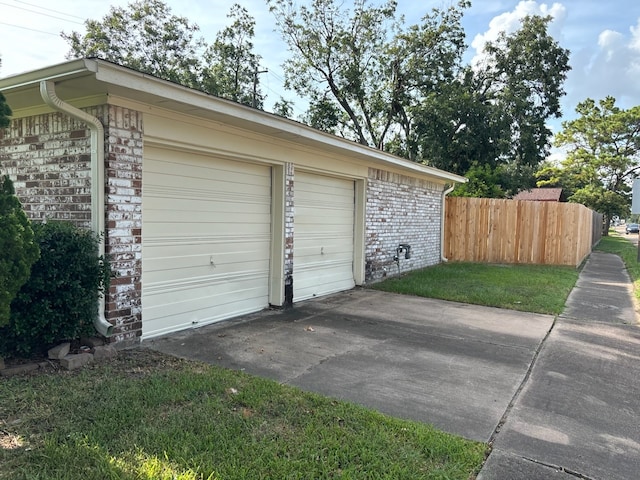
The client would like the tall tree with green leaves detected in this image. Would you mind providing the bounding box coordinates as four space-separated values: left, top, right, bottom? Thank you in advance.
63 0 265 107
537 96 640 228
268 0 468 151
63 0 204 89
412 15 570 196
202 4 264 107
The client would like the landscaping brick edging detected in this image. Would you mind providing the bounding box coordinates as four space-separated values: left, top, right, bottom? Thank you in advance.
0 338 118 377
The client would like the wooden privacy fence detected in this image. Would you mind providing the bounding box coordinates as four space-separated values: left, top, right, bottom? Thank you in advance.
444 197 603 267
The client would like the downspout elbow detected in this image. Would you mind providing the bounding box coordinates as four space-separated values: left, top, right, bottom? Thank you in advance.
441 184 455 263
39 80 113 337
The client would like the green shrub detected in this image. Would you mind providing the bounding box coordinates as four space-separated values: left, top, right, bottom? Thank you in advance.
0 221 111 357
0 175 40 328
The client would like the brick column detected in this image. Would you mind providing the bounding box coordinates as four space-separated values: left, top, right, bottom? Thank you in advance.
103 106 143 345
284 162 294 304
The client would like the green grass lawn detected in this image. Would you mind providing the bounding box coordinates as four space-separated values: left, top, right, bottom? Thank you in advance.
596 232 640 301
371 262 579 315
0 349 486 480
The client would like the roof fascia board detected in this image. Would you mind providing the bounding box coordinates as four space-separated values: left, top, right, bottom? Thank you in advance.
0 59 94 91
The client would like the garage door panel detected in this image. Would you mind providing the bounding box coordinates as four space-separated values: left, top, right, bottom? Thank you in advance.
294 172 355 302
143 148 272 338
144 221 271 237
144 243 270 270
295 243 353 257
145 179 271 204
144 257 271 284
145 211 271 228
145 152 271 186
294 266 354 296
146 197 271 216
145 271 269 301
144 286 268 339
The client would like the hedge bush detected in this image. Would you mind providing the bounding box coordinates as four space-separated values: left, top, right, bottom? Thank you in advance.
0 221 111 357
0 175 40 328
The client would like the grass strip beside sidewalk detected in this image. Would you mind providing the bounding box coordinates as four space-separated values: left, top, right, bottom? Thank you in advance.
371 262 579 315
0 349 486 480
596 233 640 301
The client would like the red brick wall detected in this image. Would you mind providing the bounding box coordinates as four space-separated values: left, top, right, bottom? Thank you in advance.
0 105 144 345
0 111 95 226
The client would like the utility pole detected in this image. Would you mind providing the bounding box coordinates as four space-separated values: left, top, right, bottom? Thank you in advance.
253 68 268 109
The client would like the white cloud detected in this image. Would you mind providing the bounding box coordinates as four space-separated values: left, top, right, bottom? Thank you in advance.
566 16 640 112
470 1 567 66
631 19 640 51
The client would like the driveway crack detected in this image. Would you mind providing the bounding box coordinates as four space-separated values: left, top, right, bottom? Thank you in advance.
520 455 598 480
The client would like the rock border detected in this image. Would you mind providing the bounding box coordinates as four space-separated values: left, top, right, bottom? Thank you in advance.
0 338 117 377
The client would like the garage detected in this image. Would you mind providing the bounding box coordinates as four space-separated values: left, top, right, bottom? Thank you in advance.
294 171 356 301
142 146 272 338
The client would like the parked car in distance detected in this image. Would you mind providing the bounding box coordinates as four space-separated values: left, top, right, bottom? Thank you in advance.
626 223 639 234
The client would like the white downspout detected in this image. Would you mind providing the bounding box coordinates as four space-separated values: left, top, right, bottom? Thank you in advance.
440 184 455 263
39 80 113 337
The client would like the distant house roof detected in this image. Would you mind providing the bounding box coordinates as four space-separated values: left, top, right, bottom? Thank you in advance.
513 188 563 202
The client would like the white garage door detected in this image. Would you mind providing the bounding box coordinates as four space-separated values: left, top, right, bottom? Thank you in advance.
294 172 355 301
142 147 272 338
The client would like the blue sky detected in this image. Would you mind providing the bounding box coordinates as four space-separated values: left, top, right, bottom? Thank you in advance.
1 0 639 132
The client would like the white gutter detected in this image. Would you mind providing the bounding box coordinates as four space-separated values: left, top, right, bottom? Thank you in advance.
39 80 113 337
440 184 456 262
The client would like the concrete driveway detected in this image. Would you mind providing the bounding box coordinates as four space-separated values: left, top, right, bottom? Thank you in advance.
147 289 554 443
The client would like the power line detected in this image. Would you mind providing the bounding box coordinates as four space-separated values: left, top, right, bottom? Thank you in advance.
0 20 59 36
13 0 85 20
0 1 84 25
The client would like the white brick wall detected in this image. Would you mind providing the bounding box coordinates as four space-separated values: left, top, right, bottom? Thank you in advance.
104 105 143 345
365 168 444 281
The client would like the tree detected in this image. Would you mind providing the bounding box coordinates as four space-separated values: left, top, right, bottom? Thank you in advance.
63 1 265 107
0 176 40 327
63 0 204 89
272 97 294 118
0 92 10 130
202 4 264 107
268 0 468 151
412 15 570 195
538 97 640 229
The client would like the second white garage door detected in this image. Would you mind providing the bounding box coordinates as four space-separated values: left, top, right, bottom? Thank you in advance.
294 172 355 301
142 147 272 338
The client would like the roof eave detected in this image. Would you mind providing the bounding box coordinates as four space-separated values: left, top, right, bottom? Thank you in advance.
1 58 467 185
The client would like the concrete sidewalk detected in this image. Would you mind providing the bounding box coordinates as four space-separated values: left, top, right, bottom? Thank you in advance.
478 251 640 480
147 251 640 480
